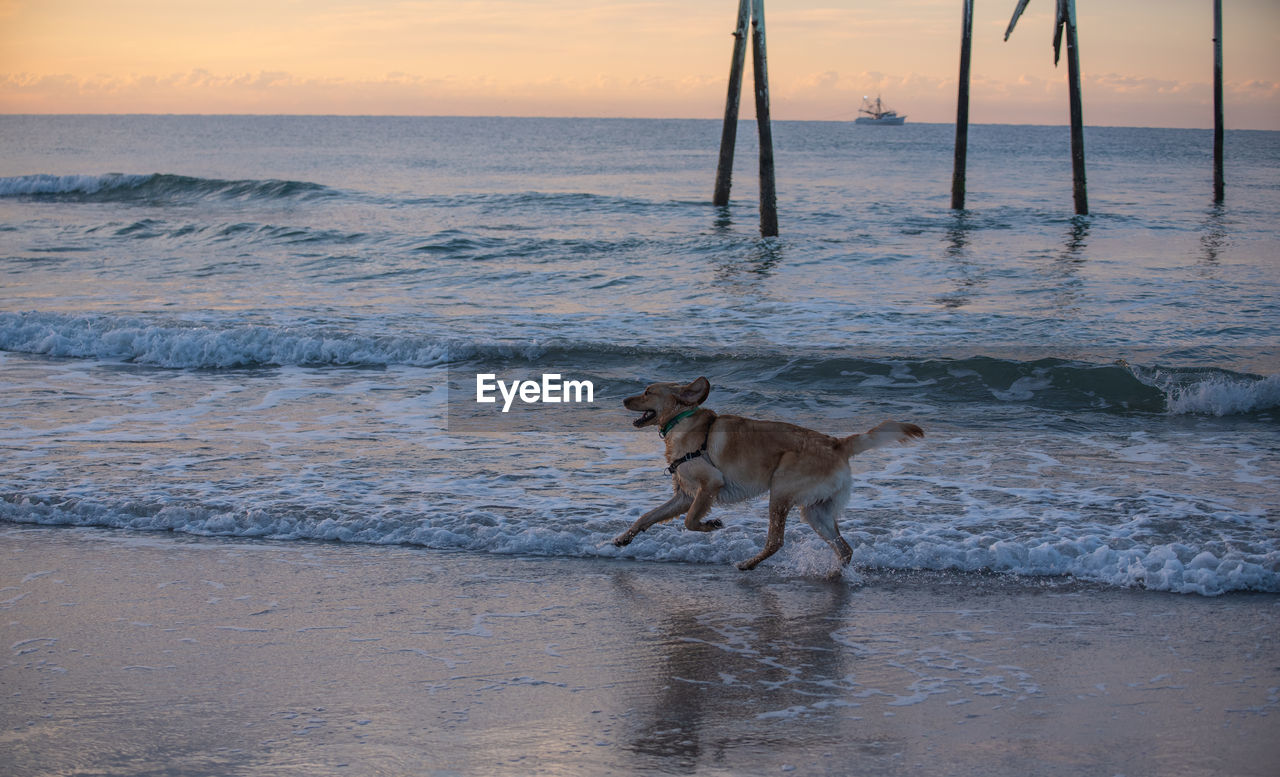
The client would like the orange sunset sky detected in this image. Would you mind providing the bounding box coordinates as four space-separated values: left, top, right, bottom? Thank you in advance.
2 0 1278 128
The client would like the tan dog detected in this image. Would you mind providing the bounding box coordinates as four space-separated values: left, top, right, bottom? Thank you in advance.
613 376 923 571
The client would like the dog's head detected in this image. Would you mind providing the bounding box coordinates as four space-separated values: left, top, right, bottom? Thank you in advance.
623 377 711 429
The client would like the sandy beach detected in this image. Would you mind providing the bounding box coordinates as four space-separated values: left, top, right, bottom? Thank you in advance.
2 526 1276 776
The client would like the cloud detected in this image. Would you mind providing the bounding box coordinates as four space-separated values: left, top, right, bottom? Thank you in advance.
1 64 1276 128
1093 72 1186 96
0 67 728 117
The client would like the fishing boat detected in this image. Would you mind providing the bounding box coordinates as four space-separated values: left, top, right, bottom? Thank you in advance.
854 95 906 125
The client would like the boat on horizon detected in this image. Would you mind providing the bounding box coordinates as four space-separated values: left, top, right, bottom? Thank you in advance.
854 95 906 125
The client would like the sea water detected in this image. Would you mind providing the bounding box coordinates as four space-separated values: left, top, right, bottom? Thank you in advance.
1 115 1276 595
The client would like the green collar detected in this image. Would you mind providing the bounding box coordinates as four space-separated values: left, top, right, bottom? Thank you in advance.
659 407 700 438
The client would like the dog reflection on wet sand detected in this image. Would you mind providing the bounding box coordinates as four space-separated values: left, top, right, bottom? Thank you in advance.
613 377 923 571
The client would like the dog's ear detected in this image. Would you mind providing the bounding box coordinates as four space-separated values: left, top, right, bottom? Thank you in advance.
678 376 711 406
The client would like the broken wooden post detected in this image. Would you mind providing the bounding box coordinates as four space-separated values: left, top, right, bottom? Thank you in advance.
713 0 752 207
751 0 779 236
1005 0 1088 215
951 0 975 210
1213 0 1224 202
1063 0 1088 215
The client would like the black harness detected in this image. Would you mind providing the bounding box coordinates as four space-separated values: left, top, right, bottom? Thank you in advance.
664 416 714 476
666 444 707 475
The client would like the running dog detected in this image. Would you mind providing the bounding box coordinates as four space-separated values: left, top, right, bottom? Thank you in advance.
613 376 923 570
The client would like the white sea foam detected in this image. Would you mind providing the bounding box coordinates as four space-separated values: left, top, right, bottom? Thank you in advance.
1164 374 1280 416
2 492 1274 596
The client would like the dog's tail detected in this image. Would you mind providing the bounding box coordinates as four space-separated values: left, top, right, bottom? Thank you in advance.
839 420 924 458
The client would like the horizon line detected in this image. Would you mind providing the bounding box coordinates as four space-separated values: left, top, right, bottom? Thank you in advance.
0 112 1269 133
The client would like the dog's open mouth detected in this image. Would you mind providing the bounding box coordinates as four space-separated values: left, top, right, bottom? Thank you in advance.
633 409 657 427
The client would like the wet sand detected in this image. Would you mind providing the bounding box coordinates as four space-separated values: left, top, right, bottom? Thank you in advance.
3 526 1277 776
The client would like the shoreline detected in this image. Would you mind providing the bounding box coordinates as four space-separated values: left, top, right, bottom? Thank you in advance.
3 525 1278 776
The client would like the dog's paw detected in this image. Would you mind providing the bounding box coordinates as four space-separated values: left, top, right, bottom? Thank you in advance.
612 534 633 548
685 518 723 533
735 559 757 571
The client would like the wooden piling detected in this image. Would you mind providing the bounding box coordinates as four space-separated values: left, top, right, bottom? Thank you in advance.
713 0 752 207
751 0 779 236
1064 0 1088 215
1213 0 1224 202
951 0 975 210
1005 0 1089 215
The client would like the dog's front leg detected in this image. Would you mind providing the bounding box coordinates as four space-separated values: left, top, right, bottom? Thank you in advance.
679 466 725 533
681 483 724 532
612 492 692 547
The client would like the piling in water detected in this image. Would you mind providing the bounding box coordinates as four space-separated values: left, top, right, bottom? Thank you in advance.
1005 0 1088 215
951 0 975 210
1213 0 1224 202
713 0 751 208
751 0 779 237
1064 2 1088 215
712 0 778 236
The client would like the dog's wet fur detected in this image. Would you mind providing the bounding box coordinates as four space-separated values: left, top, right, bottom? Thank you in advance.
614 376 923 571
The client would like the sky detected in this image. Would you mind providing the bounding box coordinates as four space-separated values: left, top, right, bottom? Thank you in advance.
2 0 1278 128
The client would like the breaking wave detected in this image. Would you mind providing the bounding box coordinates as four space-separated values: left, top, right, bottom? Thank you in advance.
0 173 334 203
0 311 452 369
1 311 1275 417
1160 372 1280 417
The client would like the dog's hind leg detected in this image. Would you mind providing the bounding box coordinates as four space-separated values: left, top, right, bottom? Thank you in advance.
801 500 854 565
613 492 693 547
736 496 790 571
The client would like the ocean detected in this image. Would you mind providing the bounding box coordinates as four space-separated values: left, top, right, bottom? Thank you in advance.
1 115 1276 596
